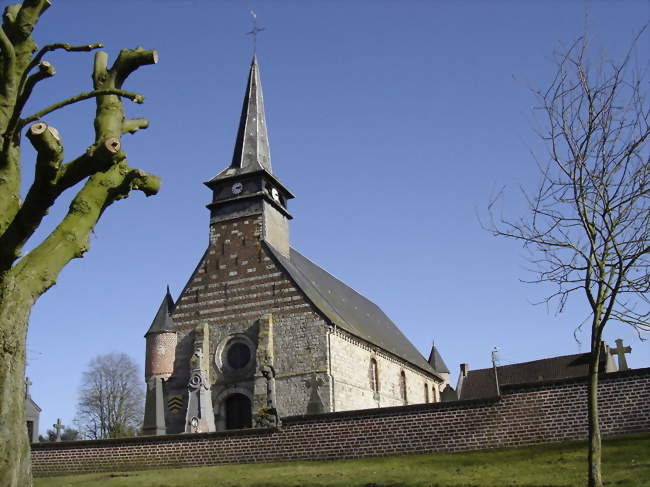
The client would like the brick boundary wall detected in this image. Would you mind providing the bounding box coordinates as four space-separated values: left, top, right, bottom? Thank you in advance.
31 368 650 477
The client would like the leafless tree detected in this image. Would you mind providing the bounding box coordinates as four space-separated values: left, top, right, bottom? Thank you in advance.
76 353 144 440
487 29 649 487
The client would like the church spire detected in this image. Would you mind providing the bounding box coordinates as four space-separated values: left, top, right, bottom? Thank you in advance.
207 56 275 183
230 56 272 173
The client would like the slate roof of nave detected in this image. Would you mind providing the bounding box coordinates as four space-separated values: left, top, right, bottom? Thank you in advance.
265 242 440 377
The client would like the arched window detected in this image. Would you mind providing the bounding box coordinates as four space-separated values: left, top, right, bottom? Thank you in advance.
369 358 379 392
400 371 407 402
424 383 429 403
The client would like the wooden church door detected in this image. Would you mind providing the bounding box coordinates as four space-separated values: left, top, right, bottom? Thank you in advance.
225 393 252 429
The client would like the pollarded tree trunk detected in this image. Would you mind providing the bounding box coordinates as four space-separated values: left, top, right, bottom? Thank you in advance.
0 2 160 485
0 273 35 487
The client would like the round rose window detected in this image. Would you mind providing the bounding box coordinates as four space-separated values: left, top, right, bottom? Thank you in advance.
227 342 251 369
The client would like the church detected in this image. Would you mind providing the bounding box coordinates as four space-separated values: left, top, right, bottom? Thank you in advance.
142 57 451 435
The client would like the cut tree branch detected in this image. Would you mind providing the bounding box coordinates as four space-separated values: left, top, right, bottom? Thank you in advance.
5 61 56 135
57 138 123 190
14 160 160 295
0 26 16 97
0 121 62 269
27 42 103 74
121 118 149 135
111 47 158 88
13 0 51 40
20 88 144 126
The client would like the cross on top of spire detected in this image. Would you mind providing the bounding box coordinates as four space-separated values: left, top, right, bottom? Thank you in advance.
246 11 265 55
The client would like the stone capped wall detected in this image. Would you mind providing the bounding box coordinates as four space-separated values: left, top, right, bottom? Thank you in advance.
32 368 650 477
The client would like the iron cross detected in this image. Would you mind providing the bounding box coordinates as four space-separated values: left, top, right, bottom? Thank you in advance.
24 377 32 397
609 338 632 371
245 10 265 55
53 418 65 442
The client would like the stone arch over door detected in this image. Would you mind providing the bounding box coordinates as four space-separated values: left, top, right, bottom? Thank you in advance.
214 387 253 430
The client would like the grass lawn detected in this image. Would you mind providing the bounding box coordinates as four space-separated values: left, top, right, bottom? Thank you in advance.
34 433 649 487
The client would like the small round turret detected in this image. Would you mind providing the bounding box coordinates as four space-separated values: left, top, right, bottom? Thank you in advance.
144 287 177 380
145 332 177 379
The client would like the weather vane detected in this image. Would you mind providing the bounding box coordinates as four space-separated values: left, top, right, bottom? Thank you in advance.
245 10 265 55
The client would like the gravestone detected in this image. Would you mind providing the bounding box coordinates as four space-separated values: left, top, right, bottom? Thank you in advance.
305 374 325 415
52 418 64 442
609 338 632 371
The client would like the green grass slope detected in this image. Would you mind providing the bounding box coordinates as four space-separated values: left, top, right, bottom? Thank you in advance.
35 433 649 487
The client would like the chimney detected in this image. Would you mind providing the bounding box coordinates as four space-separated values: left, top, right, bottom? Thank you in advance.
456 363 470 399
460 363 469 377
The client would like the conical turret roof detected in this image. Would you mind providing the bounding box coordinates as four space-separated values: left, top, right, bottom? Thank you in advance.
428 341 450 374
144 287 175 337
208 56 272 183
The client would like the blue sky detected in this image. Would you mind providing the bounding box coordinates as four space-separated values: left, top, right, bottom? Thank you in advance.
21 0 649 435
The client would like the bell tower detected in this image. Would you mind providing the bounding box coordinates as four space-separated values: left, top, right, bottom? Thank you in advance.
204 56 294 256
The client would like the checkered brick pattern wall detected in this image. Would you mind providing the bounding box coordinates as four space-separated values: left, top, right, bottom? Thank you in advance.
31 368 650 477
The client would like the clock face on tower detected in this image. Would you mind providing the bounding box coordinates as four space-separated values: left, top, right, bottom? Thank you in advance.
271 187 279 201
231 182 243 195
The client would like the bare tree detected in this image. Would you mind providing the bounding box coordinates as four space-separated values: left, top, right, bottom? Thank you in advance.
0 2 158 484
487 30 649 487
76 353 144 440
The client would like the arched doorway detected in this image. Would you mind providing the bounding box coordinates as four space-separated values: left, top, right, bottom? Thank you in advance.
224 393 252 430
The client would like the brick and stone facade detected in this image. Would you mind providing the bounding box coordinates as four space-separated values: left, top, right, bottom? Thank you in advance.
32 368 650 477
164 215 333 430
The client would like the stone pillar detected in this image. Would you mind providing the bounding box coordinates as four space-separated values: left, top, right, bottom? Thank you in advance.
185 323 216 433
253 314 280 427
142 377 166 436
143 331 177 436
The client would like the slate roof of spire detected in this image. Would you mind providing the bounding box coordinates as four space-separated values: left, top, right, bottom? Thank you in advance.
265 243 439 377
145 287 175 337
208 56 272 183
428 342 450 374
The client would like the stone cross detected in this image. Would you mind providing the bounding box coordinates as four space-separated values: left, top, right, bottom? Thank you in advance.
305 374 325 415
53 418 64 442
609 338 631 371
24 377 32 398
